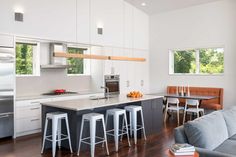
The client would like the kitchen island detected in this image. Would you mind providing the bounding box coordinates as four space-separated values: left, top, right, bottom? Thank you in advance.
41 94 163 151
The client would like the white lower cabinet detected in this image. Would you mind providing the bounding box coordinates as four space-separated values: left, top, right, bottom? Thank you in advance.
15 94 98 137
15 99 50 137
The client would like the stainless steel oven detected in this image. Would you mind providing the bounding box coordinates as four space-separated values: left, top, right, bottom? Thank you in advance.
104 75 120 96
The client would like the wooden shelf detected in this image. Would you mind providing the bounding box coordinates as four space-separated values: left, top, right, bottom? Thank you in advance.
54 52 146 62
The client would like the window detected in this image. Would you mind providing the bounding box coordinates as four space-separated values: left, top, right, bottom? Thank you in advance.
169 47 224 75
67 47 90 75
16 42 40 76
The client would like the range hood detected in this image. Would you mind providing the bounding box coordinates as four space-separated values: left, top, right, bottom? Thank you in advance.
41 43 69 69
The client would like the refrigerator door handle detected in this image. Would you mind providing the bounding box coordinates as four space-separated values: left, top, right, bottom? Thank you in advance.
0 115 10 119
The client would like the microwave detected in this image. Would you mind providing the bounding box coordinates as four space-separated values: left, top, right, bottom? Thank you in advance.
104 75 120 96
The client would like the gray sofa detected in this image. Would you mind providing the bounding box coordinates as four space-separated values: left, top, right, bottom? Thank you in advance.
174 107 236 157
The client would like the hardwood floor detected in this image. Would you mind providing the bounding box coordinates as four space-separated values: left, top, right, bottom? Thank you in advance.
0 119 178 157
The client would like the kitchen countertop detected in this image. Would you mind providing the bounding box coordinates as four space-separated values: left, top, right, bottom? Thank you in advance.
16 91 103 101
41 94 163 111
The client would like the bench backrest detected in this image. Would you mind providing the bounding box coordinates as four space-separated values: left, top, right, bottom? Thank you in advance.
167 86 224 110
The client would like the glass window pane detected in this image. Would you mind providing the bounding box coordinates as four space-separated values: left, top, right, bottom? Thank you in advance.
16 43 34 75
67 47 85 74
174 50 196 74
199 48 224 74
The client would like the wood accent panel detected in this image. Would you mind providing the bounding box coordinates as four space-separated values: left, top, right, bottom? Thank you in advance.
54 52 146 62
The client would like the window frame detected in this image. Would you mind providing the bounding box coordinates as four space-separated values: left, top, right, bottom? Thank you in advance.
15 41 40 77
169 47 225 76
66 45 91 76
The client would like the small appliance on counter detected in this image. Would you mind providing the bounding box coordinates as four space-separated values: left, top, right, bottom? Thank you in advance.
104 75 120 97
42 89 78 96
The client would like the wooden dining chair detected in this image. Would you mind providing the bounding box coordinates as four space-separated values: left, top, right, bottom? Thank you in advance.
183 99 204 124
164 98 184 125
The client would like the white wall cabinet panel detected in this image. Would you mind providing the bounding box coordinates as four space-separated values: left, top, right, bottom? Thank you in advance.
133 50 149 93
124 2 133 49
0 1 14 34
12 0 77 42
90 0 123 47
133 8 149 50
0 34 14 47
76 0 90 44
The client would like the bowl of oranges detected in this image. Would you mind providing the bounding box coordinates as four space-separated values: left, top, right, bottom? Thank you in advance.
127 91 143 98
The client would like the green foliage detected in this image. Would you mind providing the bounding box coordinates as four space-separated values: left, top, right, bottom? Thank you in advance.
16 43 33 75
67 48 84 74
173 48 224 74
174 50 196 73
200 48 224 74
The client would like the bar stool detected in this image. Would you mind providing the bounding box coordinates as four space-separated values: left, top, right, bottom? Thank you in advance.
105 108 131 152
123 105 146 145
41 112 72 157
77 113 109 157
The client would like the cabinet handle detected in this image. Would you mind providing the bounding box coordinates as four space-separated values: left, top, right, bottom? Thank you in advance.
31 119 40 122
31 101 40 104
0 115 9 119
30 107 40 110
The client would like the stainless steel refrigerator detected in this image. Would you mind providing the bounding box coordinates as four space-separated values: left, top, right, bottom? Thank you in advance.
0 46 14 138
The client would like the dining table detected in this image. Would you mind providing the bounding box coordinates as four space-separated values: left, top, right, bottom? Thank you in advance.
163 93 218 107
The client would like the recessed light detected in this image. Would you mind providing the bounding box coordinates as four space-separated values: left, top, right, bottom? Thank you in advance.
141 2 146 6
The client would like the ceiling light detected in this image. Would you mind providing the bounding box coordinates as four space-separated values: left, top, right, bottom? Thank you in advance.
141 2 146 6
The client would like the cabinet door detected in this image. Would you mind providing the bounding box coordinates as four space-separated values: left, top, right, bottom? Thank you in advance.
133 50 149 93
141 100 153 135
124 2 133 49
90 0 123 47
151 98 163 133
12 0 77 42
0 34 14 47
76 0 90 44
133 8 149 50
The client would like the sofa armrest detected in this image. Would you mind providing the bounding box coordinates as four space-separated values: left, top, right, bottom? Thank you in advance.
196 147 234 157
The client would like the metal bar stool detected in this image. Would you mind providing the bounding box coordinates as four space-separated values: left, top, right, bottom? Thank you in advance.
77 113 109 157
105 108 131 152
41 112 73 157
123 105 147 145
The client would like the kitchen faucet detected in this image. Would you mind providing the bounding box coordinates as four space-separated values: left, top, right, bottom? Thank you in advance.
101 86 109 99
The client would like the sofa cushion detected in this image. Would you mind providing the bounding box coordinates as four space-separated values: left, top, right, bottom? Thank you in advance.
174 126 189 144
184 111 228 150
222 107 236 137
229 134 236 141
214 139 236 156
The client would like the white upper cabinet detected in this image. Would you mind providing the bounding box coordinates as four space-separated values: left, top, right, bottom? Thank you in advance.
0 34 14 47
124 2 133 49
76 0 90 44
90 0 123 47
11 0 77 42
133 8 149 50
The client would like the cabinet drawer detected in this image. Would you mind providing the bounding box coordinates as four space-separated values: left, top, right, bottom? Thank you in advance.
16 116 41 133
16 104 41 119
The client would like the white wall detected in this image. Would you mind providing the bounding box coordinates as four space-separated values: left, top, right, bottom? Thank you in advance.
150 0 236 108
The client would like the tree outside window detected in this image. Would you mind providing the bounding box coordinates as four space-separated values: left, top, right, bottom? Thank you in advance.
170 47 224 75
16 42 39 76
67 47 87 75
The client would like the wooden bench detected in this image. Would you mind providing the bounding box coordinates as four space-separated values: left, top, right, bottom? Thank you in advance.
167 86 224 110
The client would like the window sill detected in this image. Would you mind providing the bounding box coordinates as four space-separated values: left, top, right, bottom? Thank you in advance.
169 73 224 76
16 75 40 77
67 74 91 77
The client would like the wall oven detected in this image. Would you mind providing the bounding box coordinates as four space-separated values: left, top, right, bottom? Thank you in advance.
104 75 120 96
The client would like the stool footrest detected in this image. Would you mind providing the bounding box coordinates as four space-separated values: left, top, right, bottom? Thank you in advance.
81 136 106 146
45 134 69 142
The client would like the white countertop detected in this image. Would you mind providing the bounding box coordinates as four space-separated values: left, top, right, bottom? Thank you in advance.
41 94 163 111
16 91 103 101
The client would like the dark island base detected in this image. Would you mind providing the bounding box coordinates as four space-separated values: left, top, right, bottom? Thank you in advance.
41 98 163 152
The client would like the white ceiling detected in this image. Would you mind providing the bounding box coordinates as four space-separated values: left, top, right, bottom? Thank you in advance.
124 0 223 15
